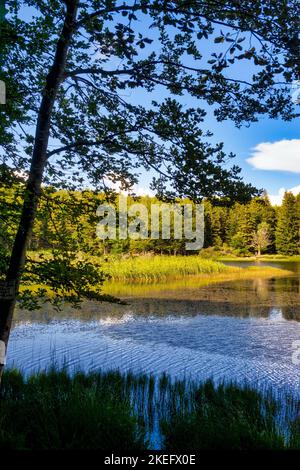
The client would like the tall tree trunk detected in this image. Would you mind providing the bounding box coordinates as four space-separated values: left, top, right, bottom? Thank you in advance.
0 1 78 381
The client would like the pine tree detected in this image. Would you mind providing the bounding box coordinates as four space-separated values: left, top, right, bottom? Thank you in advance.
276 192 300 255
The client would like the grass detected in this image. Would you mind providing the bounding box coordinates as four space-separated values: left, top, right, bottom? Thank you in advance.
0 369 144 450
26 251 293 288
217 254 300 262
162 381 286 450
105 256 232 282
102 255 292 283
104 266 293 298
1 369 300 450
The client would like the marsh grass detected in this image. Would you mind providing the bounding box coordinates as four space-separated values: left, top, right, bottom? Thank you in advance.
0 369 300 450
104 255 291 283
162 381 288 450
25 253 292 295
0 369 144 450
105 256 232 282
217 254 300 262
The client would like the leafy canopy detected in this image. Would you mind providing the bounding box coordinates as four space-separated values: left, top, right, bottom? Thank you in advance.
1 0 299 201
0 0 299 307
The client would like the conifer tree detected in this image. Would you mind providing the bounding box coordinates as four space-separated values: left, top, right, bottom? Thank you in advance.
276 192 299 255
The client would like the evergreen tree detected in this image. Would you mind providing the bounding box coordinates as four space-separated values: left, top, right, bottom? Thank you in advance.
276 192 299 255
228 204 256 255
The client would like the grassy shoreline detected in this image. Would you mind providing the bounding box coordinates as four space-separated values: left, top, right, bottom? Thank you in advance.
103 267 293 299
105 256 233 282
103 255 292 283
1 368 299 450
26 251 294 285
217 254 300 262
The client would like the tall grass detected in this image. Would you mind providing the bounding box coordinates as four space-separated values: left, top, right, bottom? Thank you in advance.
105 256 235 282
0 369 144 450
162 381 286 450
1 369 300 450
27 251 291 286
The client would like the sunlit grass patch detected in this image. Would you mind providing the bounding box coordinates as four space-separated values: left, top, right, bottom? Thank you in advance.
103 255 292 284
105 255 236 282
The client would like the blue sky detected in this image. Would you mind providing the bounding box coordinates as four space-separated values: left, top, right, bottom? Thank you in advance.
134 88 300 204
113 9 300 205
16 3 300 205
204 109 300 202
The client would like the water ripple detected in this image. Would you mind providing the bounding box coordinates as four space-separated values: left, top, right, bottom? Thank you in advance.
7 308 300 395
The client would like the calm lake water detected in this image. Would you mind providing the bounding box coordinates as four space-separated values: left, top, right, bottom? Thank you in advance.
8 261 300 394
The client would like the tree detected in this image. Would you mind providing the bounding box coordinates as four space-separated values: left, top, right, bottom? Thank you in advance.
252 193 276 253
251 222 271 256
0 0 299 377
227 204 256 255
276 192 300 255
226 195 276 255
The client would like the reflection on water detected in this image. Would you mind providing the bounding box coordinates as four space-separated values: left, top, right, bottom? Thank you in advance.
14 274 300 323
8 261 300 394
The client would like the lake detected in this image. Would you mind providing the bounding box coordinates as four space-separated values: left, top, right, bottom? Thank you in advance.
8 261 300 395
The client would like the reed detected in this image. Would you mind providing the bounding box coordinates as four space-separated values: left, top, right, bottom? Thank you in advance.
105 256 236 282
1 368 300 450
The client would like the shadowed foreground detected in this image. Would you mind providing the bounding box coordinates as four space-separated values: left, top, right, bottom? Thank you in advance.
1 369 300 450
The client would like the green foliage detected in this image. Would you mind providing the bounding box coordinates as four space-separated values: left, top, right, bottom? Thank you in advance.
105 255 231 282
162 380 285 450
225 196 276 256
1 0 299 308
0 369 144 450
0 186 295 295
4 1 290 199
276 192 299 255
21 252 113 310
1 369 300 450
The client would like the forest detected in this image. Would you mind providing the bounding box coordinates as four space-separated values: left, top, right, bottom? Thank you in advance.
1 179 300 260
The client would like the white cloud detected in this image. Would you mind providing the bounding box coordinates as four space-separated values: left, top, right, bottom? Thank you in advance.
268 185 300 206
247 139 300 173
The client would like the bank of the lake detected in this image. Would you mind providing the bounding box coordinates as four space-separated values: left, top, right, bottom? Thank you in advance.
1 368 299 450
217 255 300 263
25 253 293 292
102 255 292 283
9 257 300 451
12 257 300 387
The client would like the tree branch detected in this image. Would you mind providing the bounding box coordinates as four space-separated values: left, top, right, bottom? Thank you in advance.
65 61 286 89
76 1 279 44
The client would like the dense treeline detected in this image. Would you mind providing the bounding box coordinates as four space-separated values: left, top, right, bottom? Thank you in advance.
1 184 300 258
205 191 300 256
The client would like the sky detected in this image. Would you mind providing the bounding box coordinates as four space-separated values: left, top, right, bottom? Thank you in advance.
114 10 300 206
133 87 300 205
203 107 300 206
15 3 300 206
